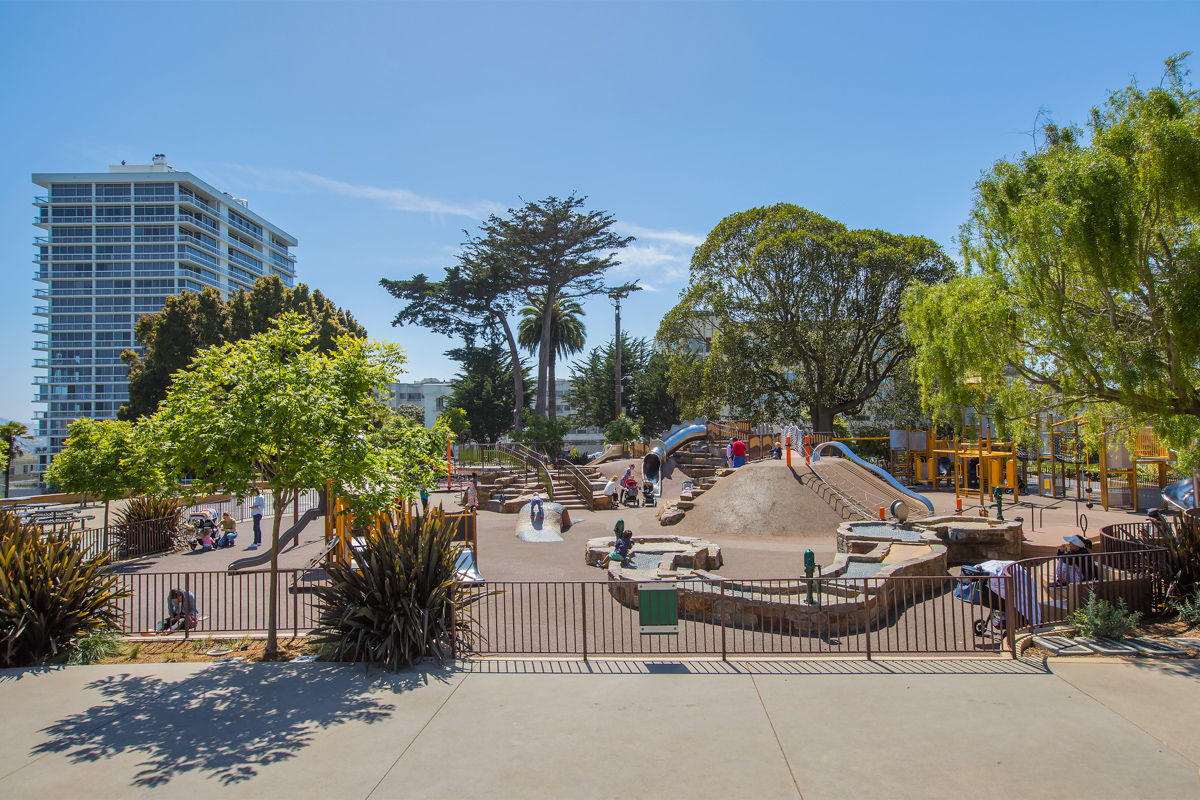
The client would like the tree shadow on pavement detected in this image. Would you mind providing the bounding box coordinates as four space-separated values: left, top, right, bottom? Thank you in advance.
30 663 449 788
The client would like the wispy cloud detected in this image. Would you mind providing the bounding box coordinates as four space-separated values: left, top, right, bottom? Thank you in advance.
218 164 505 219
615 222 706 248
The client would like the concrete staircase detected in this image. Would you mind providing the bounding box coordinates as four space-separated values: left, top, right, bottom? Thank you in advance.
672 443 727 497
484 465 592 511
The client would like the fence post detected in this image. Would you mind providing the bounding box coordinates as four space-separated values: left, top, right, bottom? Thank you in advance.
862 578 871 660
293 570 299 640
184 572 190 640
720 580 727 662
581 583 588 662
1006 569 1017 658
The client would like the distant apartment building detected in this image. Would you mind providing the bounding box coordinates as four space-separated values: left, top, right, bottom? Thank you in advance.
32 156 298 478
387 377 602 444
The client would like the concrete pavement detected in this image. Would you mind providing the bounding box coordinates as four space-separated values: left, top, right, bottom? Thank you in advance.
2 657 1198 799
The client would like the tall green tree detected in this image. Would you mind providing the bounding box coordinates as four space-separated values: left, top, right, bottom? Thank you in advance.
517 298 586 419
149 313 446 654
0 422 28 499
382 250 526 430
630 351 683 438
45 418 165 529
658 204 953 430
120 275 366 420
490 195 635 416
903 55 1200 456
444 337 534 443
566 333 653 430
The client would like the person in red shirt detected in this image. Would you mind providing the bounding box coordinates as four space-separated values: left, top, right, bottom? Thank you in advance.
731 438 746 467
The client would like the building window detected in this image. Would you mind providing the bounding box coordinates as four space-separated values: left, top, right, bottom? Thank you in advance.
227 210 263 240
134 205 174 221
51 184 92 198
95 206 131 221
95 183 131 198
134 183 174 197
51 207 93 221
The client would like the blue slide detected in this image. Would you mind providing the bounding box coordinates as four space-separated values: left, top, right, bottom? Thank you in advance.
1163 477 1196 512
642 417 710 498
811 439 936 515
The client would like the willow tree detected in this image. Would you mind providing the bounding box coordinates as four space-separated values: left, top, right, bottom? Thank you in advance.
658 204 953 430
903 54 1200 457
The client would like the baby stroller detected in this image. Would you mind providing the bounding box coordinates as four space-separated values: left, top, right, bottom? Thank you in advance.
185 509 219 550
621 477 640 507
641 480 656 508
957 564 1007 636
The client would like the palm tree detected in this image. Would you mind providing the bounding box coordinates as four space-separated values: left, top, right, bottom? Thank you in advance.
518 298 586 419
0 421 29 499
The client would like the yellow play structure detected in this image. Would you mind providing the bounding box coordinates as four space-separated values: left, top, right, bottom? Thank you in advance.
322 490 478 566
893 413 1177 511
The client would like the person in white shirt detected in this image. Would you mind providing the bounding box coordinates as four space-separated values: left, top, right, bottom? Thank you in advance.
249 488 266 549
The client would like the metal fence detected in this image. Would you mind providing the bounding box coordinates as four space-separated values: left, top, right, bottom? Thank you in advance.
458 576 1012 659
187 487 321 524
113 569 323 638
76 515 184 561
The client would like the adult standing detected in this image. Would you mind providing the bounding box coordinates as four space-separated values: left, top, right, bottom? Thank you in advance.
248 487 266 549
731 438 746 468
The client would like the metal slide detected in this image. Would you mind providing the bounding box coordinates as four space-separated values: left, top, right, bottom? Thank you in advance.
1163 477 1197 512
642 417 710 498
811 440 936 515
227 490 328 571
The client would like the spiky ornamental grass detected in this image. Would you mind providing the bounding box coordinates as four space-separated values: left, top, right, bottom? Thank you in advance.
113 496 185 559
312 508 485 671
0 510 128 666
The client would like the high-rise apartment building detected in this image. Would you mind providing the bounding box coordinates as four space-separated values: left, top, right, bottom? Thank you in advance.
32 155 298 477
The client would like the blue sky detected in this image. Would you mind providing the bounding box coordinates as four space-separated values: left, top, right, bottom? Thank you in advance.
1 1 1196 426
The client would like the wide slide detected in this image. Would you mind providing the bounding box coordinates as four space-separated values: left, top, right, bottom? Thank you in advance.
811 440 935 515
227 491 328 571
1163 477 1196 512
642 417 709 498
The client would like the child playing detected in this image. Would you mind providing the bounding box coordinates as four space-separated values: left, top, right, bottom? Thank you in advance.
530 491 544 520
609 520 634 565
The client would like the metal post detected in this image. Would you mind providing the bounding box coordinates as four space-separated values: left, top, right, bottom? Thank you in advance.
1006 569 1017 658
293 570 299 640
183 572 190 640
862 578 871 660
720 580 727 662
580 583 588 662
614 296 622 419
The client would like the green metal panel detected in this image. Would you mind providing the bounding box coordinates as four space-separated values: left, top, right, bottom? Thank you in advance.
639 582 678 634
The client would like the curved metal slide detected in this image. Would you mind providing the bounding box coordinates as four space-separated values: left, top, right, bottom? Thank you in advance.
227 490 328 571
1163 477 1196 512
811 440 935 515
642 417 709 498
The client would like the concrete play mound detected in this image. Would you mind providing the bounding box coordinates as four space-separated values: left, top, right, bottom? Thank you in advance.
515 502 571 543
667 459 845 539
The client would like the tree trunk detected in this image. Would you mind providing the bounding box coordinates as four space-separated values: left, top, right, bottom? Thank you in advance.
493 312 525 432
536 295 555 416
810 405 836 434
548 354 556 419
265 488 292 656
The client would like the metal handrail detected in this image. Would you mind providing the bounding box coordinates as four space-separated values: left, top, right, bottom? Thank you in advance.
555 459 595 510
500 442 555 503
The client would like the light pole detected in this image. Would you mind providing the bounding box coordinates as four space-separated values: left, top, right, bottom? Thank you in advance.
608 285 641 420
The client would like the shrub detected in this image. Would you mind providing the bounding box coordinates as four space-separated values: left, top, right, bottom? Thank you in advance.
113 496 184 559
1170 593 1200 628
312 508 485 670
1067 594 1142 640
0 510 128 667
1160 514 1200 601
69 628 122 665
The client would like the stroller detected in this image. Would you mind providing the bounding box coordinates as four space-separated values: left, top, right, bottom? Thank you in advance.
620 477 641 507
957 564 1007 636
185 509 219 550
641 480 656 508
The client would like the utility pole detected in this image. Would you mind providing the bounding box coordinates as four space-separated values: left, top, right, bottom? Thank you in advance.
607 285 642 421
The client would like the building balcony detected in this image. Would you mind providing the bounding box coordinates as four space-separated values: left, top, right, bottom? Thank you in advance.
176 235 220 255
33 341 49 351
177 193 219 214
36 392 130 402
226 216 263 241
178 214 221 235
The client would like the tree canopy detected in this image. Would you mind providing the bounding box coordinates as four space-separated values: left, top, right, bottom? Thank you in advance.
903 55 1200 454
444 336 535 443
1 421 28 499
45 418 165 528
148 313 446 652
658 204 953 430
120 276 365 420
518 298 586 418
566 333 653 431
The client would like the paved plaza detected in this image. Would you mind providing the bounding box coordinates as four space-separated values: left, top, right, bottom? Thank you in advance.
1 656 1197 799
